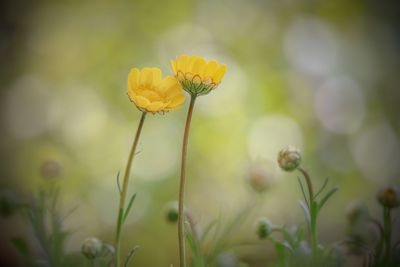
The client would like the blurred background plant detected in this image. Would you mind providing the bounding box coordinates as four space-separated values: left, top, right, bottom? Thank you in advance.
1 0 400 266
345 186 400 267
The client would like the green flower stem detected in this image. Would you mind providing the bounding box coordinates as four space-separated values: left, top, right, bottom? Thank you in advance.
298 167 317 266
298 167 314 205
178 95 196 267
115 112 147 267
383 207 392 265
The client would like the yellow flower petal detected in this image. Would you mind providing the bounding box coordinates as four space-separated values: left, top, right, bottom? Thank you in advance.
146 101 165 112
160 76 181 93
171 60 177 74
150 68 162 85
188 55 198 72
132 95 150 108
139 68 154 87
168 94 185 108
213 64 227 84
177 55 189 72
204 60 218 78
128 68 140 91
140 90 161 101
191 57 206 78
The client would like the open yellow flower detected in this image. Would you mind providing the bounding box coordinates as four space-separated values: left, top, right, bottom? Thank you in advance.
127 67 185 113
171 55 227 96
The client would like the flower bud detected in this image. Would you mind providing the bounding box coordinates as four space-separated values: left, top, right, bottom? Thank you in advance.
40 160 62 180
81 237 103 259
246 162 276 193
165 202 179 223
256 218 273 239
277 146 301 172
377 185 400 209
345 200 369 223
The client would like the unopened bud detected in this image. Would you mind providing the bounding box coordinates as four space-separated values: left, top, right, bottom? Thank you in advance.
81 237 103 259
247 162 275 193
277 146 301 172
377 185 400 209
165 202 179 223
256 218 273 239
346 200 369 223
41 160 62 180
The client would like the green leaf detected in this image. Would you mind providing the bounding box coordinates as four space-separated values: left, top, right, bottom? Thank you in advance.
11 238 29 257
314 177 329 200
116 171 121 193
298 200 311 229
318 188 338 211
280 226 295 247
124 245 139 267
297 177 309 208
200 219 218 242
123 193 137 223
272 240 288 266
186 231 205 267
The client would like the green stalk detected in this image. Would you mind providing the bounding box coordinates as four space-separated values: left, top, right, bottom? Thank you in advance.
383 207 392 265
115 112 147 267
178 95 196 267
298 167 317 266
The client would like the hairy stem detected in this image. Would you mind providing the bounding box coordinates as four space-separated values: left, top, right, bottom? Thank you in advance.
115 112 147 267
178 95 196 267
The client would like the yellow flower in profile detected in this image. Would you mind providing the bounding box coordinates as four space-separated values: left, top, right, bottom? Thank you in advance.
127 68 185 113
171 55 227 96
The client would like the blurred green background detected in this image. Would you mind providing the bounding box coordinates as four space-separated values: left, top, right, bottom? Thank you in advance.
1 0 400 266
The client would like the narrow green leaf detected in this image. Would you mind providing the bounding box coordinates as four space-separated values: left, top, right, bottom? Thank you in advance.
318 188 338 211
297 176 309 208
314 177 329 200
298 200 311 230
272 240 288 266
185 231 205 267
123 193 137 223
280 226 295 247
124 245 139 267
200 219 218 242
116 171 121 193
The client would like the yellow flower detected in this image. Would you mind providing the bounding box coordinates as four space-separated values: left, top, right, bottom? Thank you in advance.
127 67 185 113
171 55 227 96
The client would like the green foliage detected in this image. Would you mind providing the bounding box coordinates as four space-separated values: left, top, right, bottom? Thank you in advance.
183 205 253 267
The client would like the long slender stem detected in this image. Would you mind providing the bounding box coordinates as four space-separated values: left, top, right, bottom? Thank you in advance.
383 207 392 265
115 112 147 267
178 95 196 267
298 167 317 266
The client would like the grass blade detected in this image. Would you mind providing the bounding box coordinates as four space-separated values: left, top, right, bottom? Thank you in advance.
314 177 329 200
298 200 311 230
123 193 137 223
116 171 121 193
200 219 218 242
319 188 338 210
124 245 140 267
297 176 309 208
